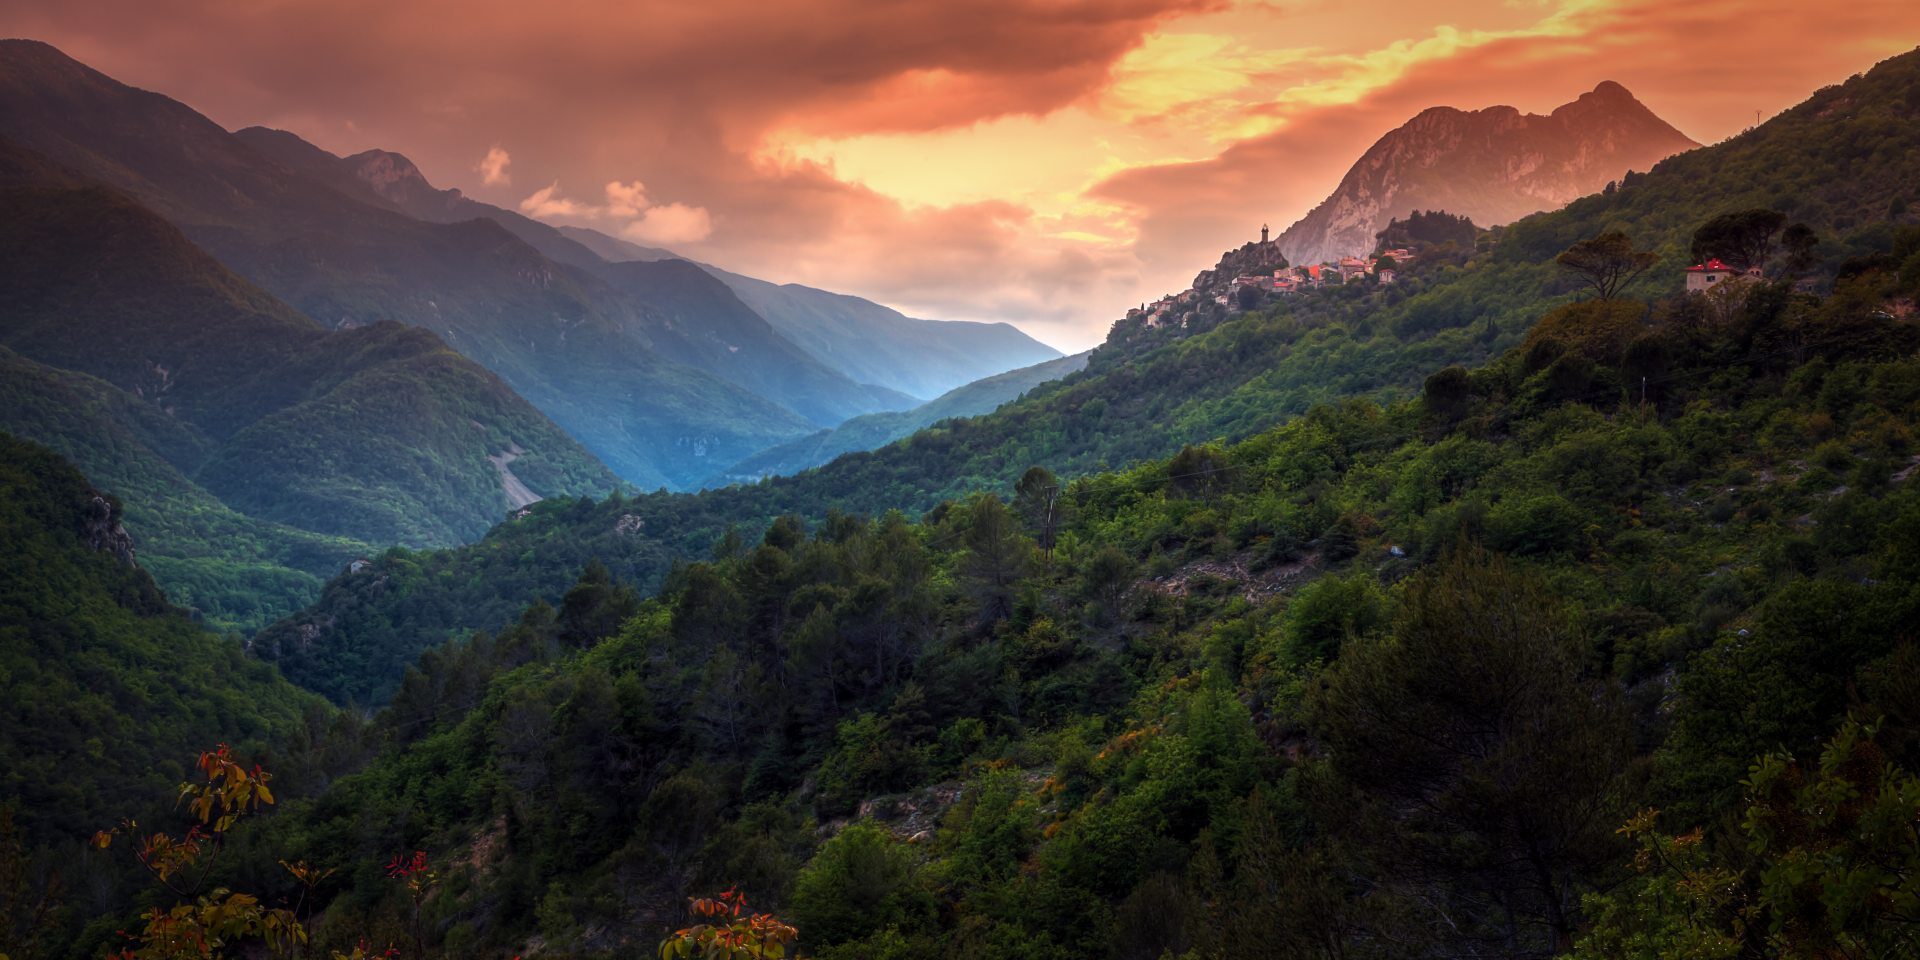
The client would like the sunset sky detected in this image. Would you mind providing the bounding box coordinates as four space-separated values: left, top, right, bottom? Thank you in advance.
4 1 1917 349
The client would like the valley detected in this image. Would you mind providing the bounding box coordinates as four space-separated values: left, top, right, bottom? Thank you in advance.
3 21 1920 960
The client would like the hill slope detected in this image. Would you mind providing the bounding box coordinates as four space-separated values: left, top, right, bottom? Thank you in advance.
262 251 1920 957
0 348 368 629
0 433 326 846
1276 81 1699 265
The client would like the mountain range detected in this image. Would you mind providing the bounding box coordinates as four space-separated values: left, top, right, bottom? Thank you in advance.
233 127 927 422
0 39 1058 493
159 47 1920 958
233 124 1060 405
563 227 1067 401
1275 80 1699 265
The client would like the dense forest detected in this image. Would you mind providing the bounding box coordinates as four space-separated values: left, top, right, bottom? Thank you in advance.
19 222 1920 957
6 40 1920 960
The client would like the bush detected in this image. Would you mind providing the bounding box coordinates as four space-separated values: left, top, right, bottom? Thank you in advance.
1488 493 1588 557
789 823 931 947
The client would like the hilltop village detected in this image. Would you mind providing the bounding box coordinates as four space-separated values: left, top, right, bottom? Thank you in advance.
1127 223 1420 332
1130 213 1827 338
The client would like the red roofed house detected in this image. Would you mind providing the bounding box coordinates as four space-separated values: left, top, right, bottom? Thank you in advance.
1686 258 1762 293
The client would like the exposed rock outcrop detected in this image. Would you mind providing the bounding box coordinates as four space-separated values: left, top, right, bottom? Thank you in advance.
1191 239 1290 297
81 493 136 564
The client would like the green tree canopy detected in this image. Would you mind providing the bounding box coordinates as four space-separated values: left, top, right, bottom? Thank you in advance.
1556 231 1659 301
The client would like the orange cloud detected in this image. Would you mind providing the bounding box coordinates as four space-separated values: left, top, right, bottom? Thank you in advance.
475 144 510 185
624 202 713 245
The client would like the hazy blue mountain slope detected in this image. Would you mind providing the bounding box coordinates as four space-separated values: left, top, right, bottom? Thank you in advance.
0 136 620 625
592 258 918 424
720 350 1093 481
561 221 1065 400
236 126 918 428
700 265 1064 400
0 40 814 489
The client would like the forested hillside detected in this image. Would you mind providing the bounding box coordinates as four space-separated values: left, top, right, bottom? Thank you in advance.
181 233 1920 957
0 434 326 845
0 349 367 629
260 47 1920 706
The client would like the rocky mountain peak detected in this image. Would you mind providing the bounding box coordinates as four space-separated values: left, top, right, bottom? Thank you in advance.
1587 79 1636 101
1273 82 1698 266
345 148 450 203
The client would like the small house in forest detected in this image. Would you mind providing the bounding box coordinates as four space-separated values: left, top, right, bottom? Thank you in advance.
1685 258 1762 292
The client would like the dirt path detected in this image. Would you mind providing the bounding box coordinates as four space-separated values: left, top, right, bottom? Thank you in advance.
487 443 541 509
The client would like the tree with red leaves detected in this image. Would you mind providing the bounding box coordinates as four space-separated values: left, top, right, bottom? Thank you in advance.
659 887 803 959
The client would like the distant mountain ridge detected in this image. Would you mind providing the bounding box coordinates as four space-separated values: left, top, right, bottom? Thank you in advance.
236 127 616 270
559 224 1065 401
236 127 1056 408
230 124 916 433
717 350 1093 482
1276 81 1699 265
700 264 1065 401
0 40 883 490
556 224 679 263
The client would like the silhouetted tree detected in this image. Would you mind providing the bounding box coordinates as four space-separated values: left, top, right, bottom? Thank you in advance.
1556 232 1657 300
1690 208 1788 270
1013 466 1064 561
1422 364 1473 422
960 495 1027 622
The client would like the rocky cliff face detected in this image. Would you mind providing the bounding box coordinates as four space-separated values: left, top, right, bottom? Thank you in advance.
81 492 136 565
1191 239 1289 296
1276 81 1698 265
